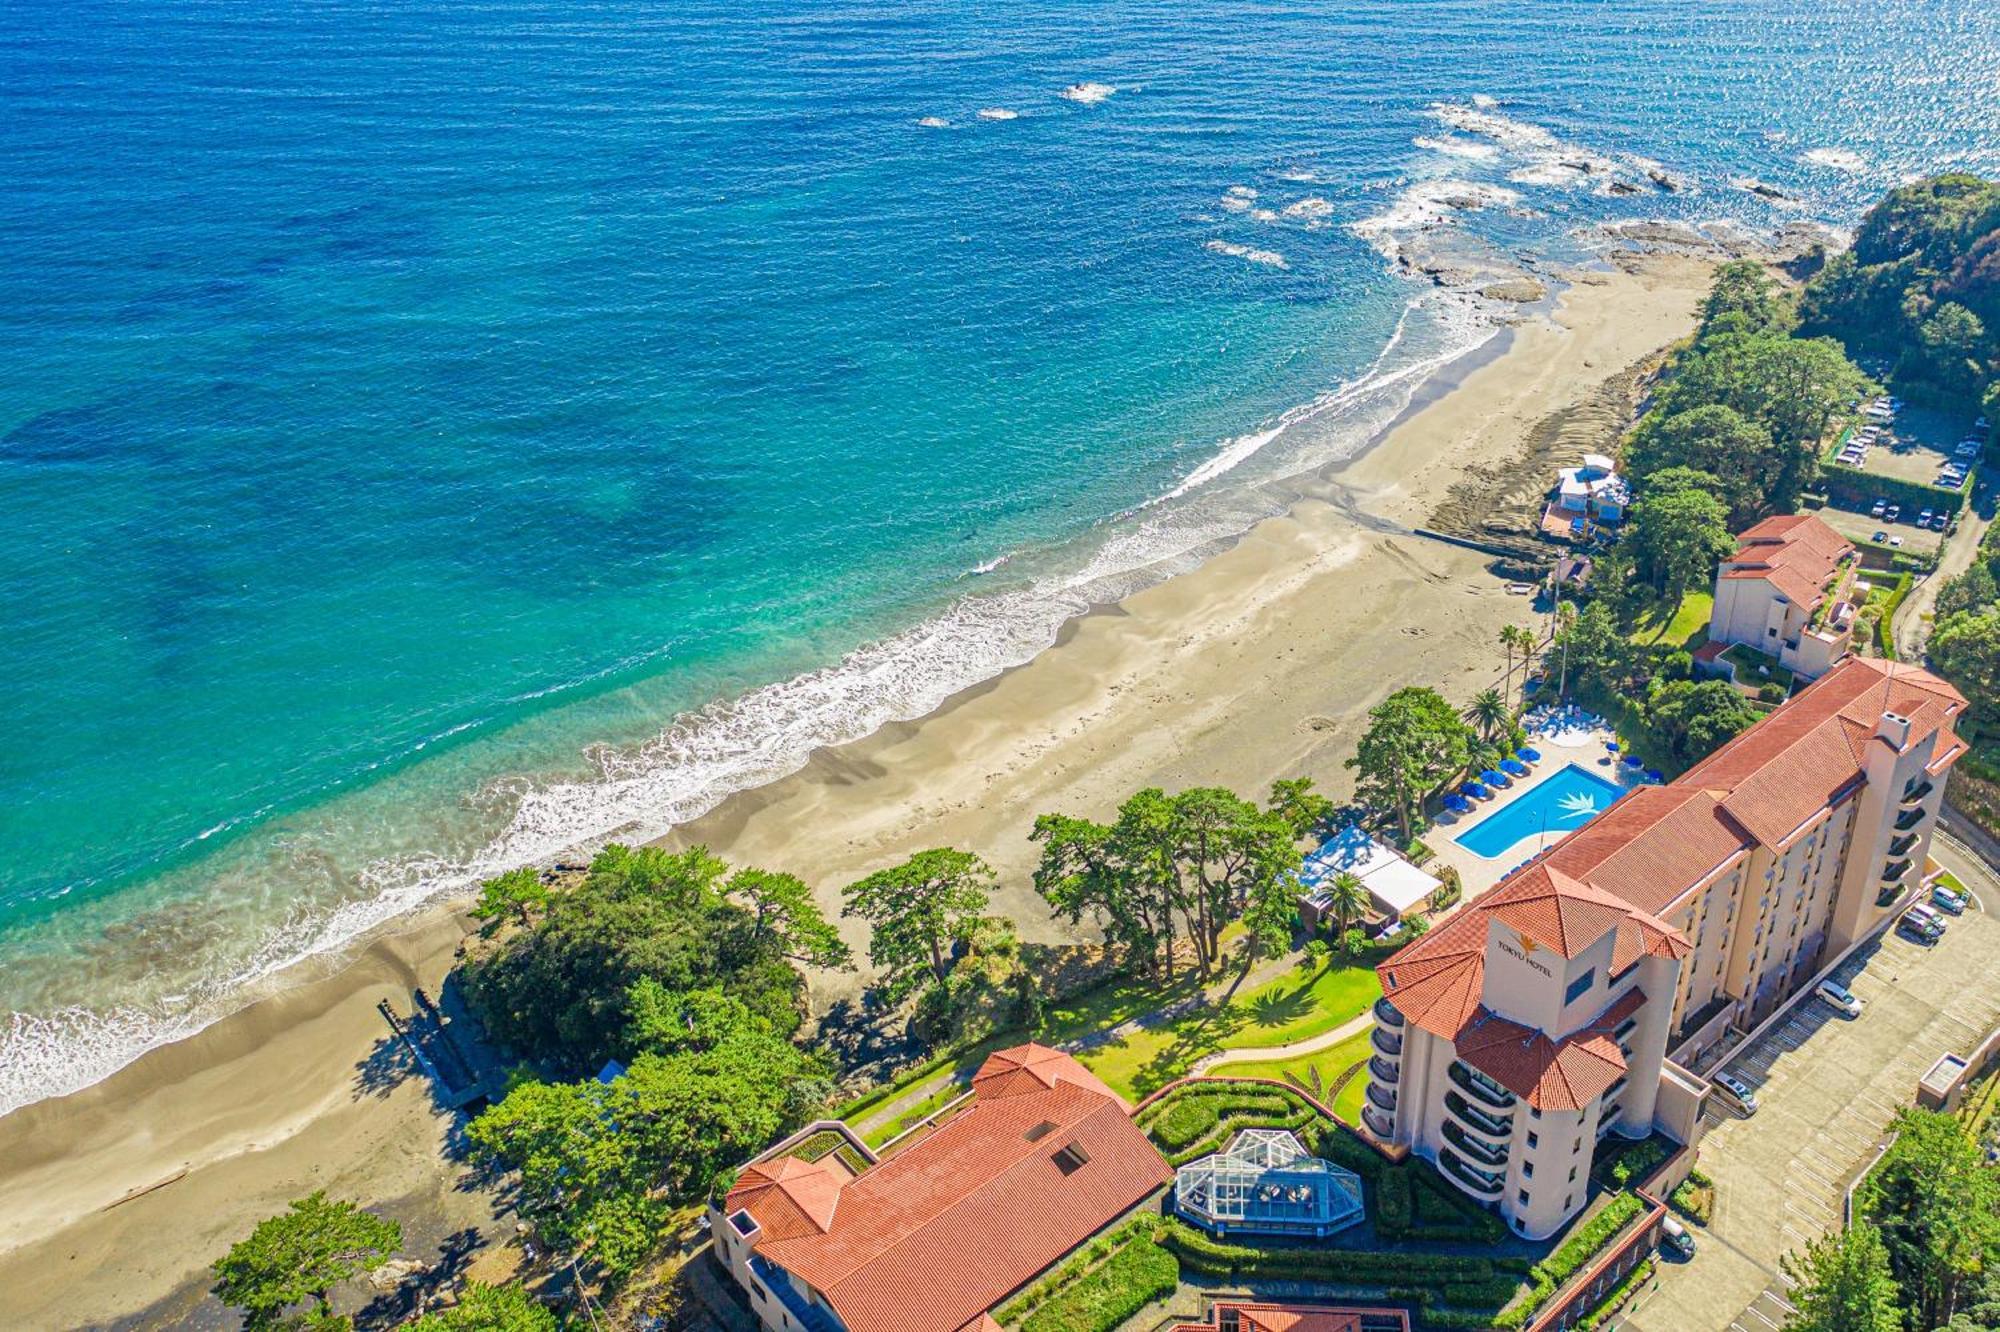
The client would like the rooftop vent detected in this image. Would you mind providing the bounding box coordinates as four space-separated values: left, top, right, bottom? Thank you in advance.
1052 1142 1091 1175
1024 1119 1058 1143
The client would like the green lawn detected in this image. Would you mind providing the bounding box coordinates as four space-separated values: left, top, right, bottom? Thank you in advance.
1072 959 1383 1100
1720 643 1794 694
1629 590 1713 649
1215 1024 1378 1124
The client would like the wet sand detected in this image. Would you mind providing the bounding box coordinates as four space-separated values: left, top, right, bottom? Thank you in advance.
0 253 1713 1329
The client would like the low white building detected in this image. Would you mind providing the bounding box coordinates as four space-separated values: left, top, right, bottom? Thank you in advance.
1556 453 1631 523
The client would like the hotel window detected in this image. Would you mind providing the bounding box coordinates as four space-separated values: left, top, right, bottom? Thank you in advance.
1519 1190 1531 1206
1569 1166 1577 1181
1564 969 1596 1006
1523 1162 1534 1178
1527 1131 1539 1149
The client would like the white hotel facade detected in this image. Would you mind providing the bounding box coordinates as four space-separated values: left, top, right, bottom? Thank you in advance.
1367 658 1966 1237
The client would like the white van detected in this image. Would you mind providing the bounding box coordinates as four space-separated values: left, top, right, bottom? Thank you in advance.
1712 1071 1759 1115
1816 980 1862 1018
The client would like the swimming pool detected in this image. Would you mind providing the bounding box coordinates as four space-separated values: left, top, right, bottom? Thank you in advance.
1452 763 1626 860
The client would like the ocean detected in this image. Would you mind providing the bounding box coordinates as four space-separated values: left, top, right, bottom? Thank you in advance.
2 0 1995 1112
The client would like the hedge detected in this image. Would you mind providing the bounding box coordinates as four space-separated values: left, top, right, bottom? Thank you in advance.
1493 1192 1648 1329
1871 572 1914 659
1018 1232 1177 1332
1159 1219 1504 1286
1593 1137 1670 1191
1819 462 1968 516
995 1218 1159 1327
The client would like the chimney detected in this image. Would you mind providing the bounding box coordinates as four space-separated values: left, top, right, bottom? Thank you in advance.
1876 710 1911 753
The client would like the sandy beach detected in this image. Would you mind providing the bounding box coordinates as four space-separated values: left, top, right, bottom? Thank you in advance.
0 253 1713 1329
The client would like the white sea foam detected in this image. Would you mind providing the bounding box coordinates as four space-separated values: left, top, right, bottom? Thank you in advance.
0 285 1505 1118
917 116 950 129
1802 146 1866 172
976 107 1019 121
1413 134 1501 162
1250 208 1279 223
1425 100 1659 197
1281 197 1333 221
1470 93 1499 109
1204 239 1289 269
1059 82 1116 105
1350 177 1523 254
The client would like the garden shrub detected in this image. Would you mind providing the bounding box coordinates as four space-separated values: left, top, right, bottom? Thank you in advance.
1493 1192 1648 1329
995 1219 1160 1326
1017 1231 1177 1332
1594 1137 1671 1190
1576 1256 1656 1331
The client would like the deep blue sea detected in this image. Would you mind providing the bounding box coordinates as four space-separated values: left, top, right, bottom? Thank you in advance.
2 0 1996 1109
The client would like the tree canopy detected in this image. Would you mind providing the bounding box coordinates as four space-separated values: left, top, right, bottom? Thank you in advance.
1860 1108 2000 1329
210 1192 402 1330
1931 611 2000 736
1643 679 1760 763
1346 686 1476 841
462 843 830 1072
1779 1222 1904 1332
843 848 994 1002
467 1005 831 1279
407 1282 559 1332
1032 785 1303 980
1624 484 1736 608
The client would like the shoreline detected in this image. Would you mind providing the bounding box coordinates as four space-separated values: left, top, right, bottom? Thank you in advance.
0 252 1715 1329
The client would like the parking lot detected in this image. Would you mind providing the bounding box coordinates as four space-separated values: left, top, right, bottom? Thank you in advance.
1622 880 2000 1332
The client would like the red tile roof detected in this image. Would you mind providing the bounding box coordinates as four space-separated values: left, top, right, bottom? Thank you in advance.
1378 866 1684 1042
1172 1302 1411 1332
1456 988 1647 1112
1379 658 1963 1059
1719 513 1854 609
725 1044 1170 1332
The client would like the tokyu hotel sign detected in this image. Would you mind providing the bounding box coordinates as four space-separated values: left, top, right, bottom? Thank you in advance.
1497 930 1554 978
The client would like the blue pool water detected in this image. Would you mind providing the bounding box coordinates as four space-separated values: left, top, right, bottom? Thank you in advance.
1454 764 1627 861
2 0 1997 1109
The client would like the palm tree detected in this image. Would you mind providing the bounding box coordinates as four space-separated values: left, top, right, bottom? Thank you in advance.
1498 625 1518 706
1469 687 1508 742
1324 870 1371 939
1505 624 1538 709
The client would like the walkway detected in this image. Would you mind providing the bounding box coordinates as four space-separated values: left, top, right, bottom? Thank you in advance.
1892 477 1992 660
1196 1008 1375 1075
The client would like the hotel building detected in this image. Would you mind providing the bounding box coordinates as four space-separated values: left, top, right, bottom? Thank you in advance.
1369 657 1966 1237
1703 513 1860 682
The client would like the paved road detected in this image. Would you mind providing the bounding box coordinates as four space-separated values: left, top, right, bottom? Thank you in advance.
1894 478 1993 660
1623 893 2000 1332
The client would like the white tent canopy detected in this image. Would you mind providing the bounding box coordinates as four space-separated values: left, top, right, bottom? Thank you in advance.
1299 825 1441 923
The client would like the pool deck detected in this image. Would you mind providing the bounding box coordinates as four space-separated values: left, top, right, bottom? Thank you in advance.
1427 724 1632 900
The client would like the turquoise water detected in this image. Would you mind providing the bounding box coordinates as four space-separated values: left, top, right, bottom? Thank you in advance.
1454 764 1627 861
2 0 1997 1108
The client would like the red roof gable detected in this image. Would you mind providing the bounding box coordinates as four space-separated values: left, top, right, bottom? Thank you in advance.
726 1044 1170 1332
1719 513 1854 609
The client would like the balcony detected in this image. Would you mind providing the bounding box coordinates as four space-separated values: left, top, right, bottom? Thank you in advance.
750 1256 841 1332
1882 858 1913 883
1438 1147 1505 1197
1442 1119 1509 1167
1366 1081 1399 1114
1374 997 1405 1029
1902 780 1934 808
1889 831 1920 858
1445 1090 1514 1140
1372 1025 1403 1058
1894 805 1928 833
1450 1060 1518 1111
1369 1055 1401 1085
1362 1103 1396 1139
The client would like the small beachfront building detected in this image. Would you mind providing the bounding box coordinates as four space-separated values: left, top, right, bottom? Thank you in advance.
1172 1128 1365 1239
1297 826 1441 931
1705 514 1859 682
1170 1300 1412 1332
712 1043 1170 1332
1555 454 1630 523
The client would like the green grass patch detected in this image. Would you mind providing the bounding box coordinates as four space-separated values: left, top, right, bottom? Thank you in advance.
1212 1025 1378 1113
995 1220 1178 1332
1494 1191 1648 1329
1630 591 1713 648
1719 643 1794 694
1073 961 1383 1099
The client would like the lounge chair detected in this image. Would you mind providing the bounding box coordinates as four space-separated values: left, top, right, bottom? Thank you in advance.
1517 747 1542 763
1501 758 1530 778
1482 768 1512 789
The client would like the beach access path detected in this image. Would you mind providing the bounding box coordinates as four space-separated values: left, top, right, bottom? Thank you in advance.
0 254 1719 1331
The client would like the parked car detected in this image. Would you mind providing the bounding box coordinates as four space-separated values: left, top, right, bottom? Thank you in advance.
1886 504 1902 522
1900 908 1944 943
1662 1215 1697 1258
1931 883 1968 914
1712 1071 1759 1115
1871 499 1888 517
1932 513 1950 531
1873 530 1889 543
1919 508 1935 526
1889 535 1905 548
1908 900 1946 929
1816 979 1863 1018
